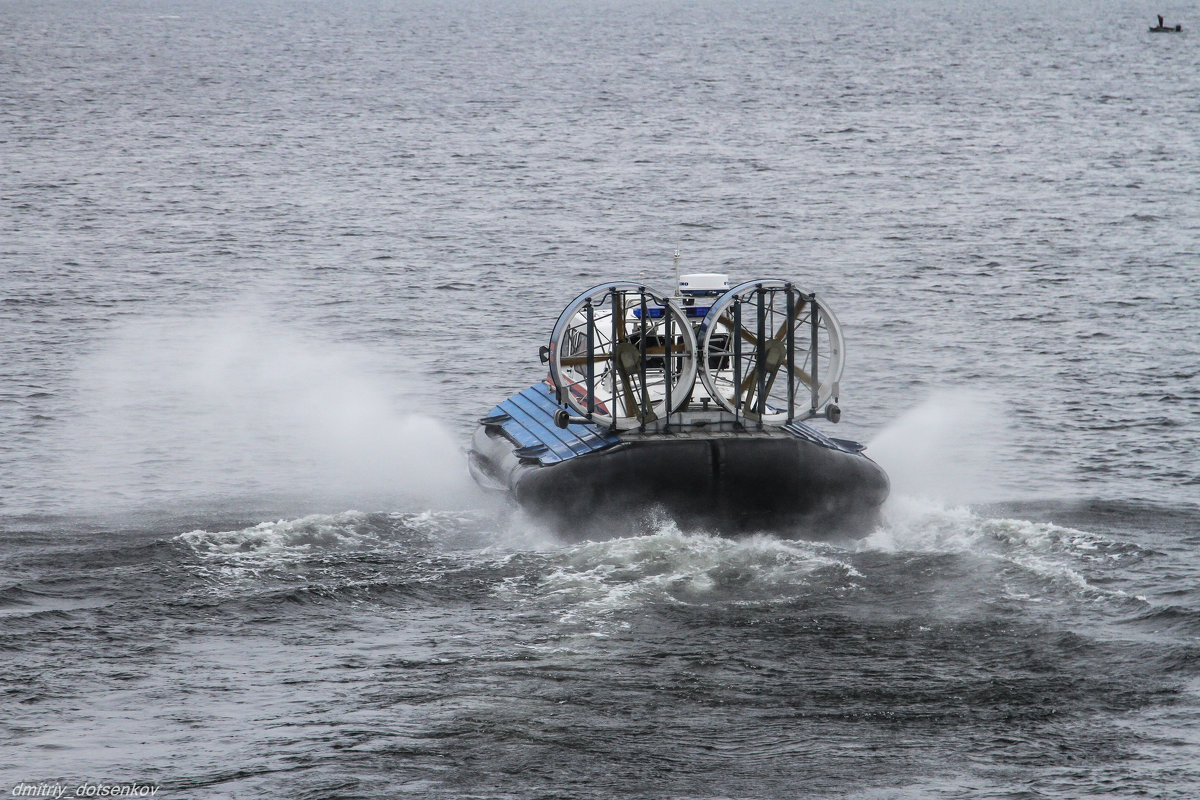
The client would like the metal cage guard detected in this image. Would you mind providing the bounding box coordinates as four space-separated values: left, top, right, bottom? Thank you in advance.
547 277 839 431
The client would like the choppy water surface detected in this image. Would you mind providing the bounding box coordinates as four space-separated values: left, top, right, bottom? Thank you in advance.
2 0 1198 797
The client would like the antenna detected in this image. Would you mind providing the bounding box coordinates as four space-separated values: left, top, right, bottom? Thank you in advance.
673 249 681 296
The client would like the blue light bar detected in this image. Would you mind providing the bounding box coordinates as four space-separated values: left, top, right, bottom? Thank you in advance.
631 306 712 319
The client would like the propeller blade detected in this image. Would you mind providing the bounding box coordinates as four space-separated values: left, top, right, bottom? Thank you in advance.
560 353 612 368
739 366 760 411
716 313 758 346
761 363 784 404
613 292 628 343
561 344 678 368
617 363 639 417
790 363 814 388
772 295 808 342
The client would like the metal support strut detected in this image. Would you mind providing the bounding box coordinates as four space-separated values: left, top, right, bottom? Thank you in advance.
786 284 795 423
585 299 595 417
664 296 673 433
809 293 819 415
755 284 766 430
638 288 649 432
609 288 619 432
732 298 742 430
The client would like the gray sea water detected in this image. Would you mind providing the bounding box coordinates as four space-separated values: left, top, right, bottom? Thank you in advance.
3 0 1199 797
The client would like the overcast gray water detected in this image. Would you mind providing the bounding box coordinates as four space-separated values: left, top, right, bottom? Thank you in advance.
3 0 1199 797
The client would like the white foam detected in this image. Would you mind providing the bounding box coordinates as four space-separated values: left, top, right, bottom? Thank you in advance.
860 494 981 553
505 519 861 625
178 511 377 559
492 509 574 553
862 494 1139 604
862 493 1114 555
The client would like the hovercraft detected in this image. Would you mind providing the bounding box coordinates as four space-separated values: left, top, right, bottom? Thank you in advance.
468 267 889 540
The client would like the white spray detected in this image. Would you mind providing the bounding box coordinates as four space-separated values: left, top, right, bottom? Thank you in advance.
48 308 476 513
867 388 1013 507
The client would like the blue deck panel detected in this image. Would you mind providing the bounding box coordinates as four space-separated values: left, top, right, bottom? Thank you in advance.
508 390 597 453
518 385 621 452
502 397 578 463
783 420 862 453
510 387 599 458
483 383 621 465
483 386 863 463
528 384 625 457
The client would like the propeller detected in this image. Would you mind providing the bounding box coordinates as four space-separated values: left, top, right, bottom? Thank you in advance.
547 282 697 430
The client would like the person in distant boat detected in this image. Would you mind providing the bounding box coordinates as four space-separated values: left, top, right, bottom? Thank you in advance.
1158 15 1165 27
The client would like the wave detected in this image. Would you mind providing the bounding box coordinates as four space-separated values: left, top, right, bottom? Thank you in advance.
171 510 508 611
176 509 495 561
164 497 1187 643
177 511 381 559
483 495 1174 632
489 514 861 629
863 495 1148 560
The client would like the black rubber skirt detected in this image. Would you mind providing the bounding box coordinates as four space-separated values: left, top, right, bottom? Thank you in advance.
505 435 889 541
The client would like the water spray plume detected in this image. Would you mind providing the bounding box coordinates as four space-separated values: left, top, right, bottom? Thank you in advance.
47 310 475 513
868 389 1012 506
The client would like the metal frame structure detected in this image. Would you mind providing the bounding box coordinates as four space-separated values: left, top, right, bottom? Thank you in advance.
548 277 845 431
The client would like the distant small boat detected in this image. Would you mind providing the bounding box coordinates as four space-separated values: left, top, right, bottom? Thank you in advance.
1150 15 1182 32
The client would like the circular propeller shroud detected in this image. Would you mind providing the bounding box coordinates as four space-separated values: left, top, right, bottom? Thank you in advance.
696 279 845 423
548 282 698 430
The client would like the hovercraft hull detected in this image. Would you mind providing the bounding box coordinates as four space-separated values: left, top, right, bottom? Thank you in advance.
469 383 889 541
